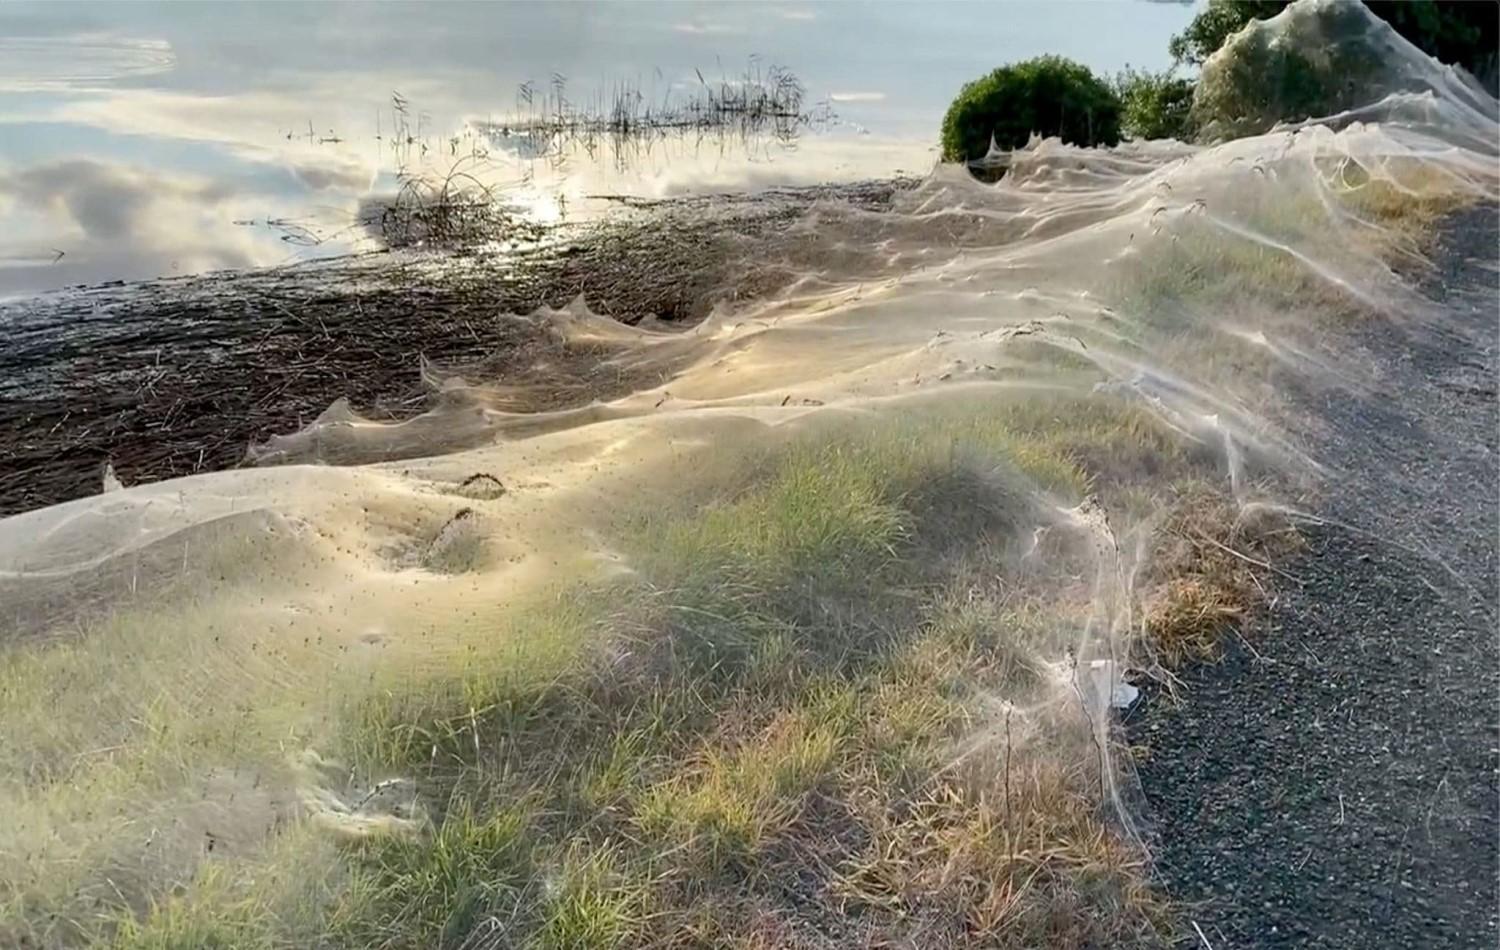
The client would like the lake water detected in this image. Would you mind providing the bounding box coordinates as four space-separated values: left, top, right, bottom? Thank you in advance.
0 0 1193 296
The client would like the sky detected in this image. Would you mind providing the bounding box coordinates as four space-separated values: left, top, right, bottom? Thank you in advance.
0 1 1196 296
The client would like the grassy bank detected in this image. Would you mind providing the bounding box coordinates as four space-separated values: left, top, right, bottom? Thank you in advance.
27 389 1292 950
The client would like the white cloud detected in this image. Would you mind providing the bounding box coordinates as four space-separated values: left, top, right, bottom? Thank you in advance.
621 135 933 199
37 78 442 186
829 92 887 103
0 159 297 295
54 87 359 163
0 35 175 92
290 158 378 192
778 9 818 21
671 21 739 36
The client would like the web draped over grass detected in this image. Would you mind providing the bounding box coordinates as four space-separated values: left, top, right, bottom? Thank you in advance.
1 3 1496 946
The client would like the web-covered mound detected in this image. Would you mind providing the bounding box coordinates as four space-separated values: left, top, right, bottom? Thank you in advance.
1195 0 1499 142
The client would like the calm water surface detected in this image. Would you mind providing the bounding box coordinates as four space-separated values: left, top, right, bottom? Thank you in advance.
0 1 1192 296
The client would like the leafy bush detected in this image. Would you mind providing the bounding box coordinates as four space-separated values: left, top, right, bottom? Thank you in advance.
1115 68 1197 141
940 55 1121 162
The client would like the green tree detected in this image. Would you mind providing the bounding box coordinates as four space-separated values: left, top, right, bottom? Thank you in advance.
1369 0 1499 90
940 56 1122 162
1168 1 1290 66
1116 68 1198 141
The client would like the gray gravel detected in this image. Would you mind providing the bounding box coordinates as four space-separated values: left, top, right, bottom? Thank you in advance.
1130 206 1499 948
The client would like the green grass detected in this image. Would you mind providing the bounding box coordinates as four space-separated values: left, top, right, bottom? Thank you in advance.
4 393 1226 948
1112 157 1475 338
332 804 533 948
313 398 1199 946
535 843 641 950
634 683 856 873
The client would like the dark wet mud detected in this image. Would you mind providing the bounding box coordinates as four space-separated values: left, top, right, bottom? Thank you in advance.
0 179 912 517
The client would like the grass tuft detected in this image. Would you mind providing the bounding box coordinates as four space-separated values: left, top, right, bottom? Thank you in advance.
1139 483 1300 666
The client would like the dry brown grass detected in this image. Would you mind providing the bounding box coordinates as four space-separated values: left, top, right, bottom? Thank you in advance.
1139 482 1301 668
830 760 1168 948
1336 160 1471 233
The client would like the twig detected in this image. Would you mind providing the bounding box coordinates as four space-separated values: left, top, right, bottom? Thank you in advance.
1231 627 1268 663
1192 920 1216 949
1196 530 1301 583
1004 707 1013 827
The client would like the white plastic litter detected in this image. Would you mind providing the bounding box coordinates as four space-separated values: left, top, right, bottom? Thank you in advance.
1087 659 1142 711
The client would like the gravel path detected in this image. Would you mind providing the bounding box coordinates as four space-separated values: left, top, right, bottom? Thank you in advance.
1132 206 1499 948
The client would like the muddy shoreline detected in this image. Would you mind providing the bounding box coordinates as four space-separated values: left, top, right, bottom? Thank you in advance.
0 179 914 517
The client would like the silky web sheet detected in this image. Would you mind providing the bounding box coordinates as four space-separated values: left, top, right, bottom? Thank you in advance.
2 2 1495 943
